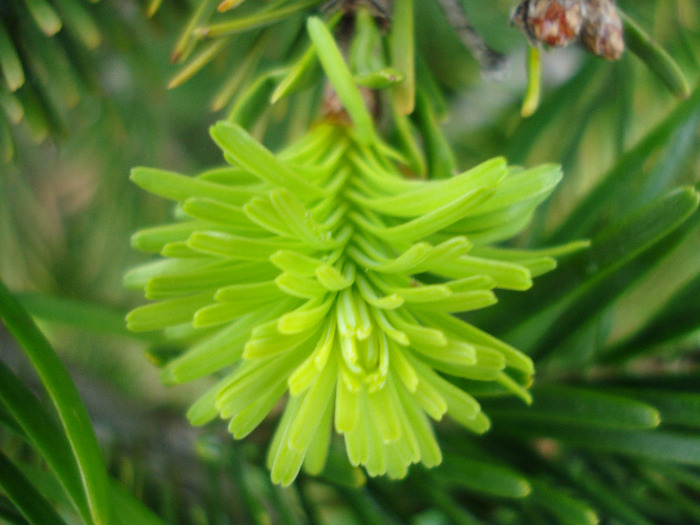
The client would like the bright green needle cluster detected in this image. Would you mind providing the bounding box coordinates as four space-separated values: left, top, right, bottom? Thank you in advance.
125 116 563 484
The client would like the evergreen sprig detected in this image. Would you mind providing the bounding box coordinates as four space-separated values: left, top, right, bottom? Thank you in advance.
126 115 568 484
123 14 578 484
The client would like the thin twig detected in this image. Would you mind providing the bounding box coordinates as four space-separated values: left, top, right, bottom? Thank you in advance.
435 0 508 78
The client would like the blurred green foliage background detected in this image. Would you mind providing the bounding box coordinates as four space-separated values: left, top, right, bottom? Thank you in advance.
1 0 700 523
